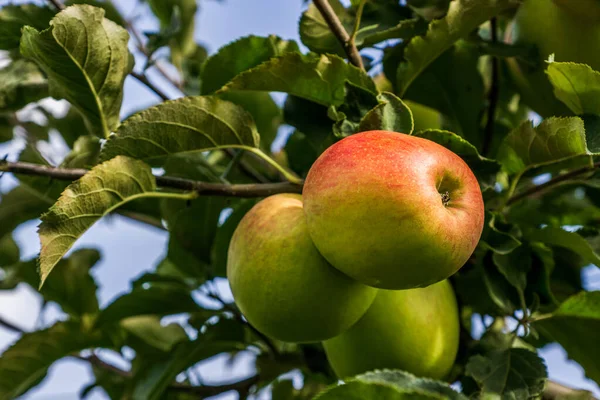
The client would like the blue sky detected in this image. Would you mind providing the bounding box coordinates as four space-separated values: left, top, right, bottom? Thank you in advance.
0 0 599 398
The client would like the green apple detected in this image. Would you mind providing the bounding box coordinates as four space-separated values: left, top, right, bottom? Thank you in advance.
553 0 600 23
323 280 460 379
227 193 377 343
506 0 600 116
303 130 484 290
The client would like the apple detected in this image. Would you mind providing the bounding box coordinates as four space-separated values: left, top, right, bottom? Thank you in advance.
227 193 378 343
552 0 600 23
302 130 484 290
506 0 600 117
323 280 460 379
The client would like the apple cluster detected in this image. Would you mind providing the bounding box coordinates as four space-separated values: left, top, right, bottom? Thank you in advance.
227 130 485 380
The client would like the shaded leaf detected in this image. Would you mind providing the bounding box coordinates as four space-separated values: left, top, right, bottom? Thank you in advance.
21 5 132 138
95 285 201 327
533 291 600 384
60 135 101 168
220 52 377 107
396 0 517 95
497 118 589 175
465 348 547 399
547 62 600 116
38 156 159 286
0 235 19 268
64 0 126 26
201 35 300 94
358 92 414 134
0 4 55 50
121 315 188 353
480 212 521 255
525 227 600 268
0 186 49 240
100 96 260 163
0 59 48 112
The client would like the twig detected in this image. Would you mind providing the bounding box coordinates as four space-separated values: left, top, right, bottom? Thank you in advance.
542 381 597 400
313 0 365 70
47 0 65 11
0 316 26 334
130 71 170 101
506 161 600 206
116 210 166 230
482 18 499 157
0 161 303 198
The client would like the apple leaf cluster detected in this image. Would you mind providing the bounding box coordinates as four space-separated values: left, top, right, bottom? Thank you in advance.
0 0 599 399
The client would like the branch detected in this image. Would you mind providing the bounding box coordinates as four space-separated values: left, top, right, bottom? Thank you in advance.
47 0 65 11
130 71 171 101
506 161 600 206
482 18 499 157
543 381 597 400
0 161 303 198
313 0 365 70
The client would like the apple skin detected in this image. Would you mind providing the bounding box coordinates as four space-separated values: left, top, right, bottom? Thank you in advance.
227 193 378 343
506 0 600 117
323 280 460 379
302 131 484 290
553 0 600 23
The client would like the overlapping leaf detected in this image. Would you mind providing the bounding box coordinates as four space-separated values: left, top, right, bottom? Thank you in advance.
0 59 48 112
38 156 159 286
220 52 377 107
0 186 49 240
21 5 132 138
547 62 600 116
533 291 600 384
358 92 414 134
0 4 55 50
100 96 260 163
525 227 600 268
396 0 517 95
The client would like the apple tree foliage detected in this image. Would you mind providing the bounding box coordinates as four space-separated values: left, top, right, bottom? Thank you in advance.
0 0 599 398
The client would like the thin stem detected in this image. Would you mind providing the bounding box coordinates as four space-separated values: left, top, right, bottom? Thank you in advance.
0 161 303 198
116 210 166 230
482 18 499 157
130 71 170 101
501 170 524 209
313 0 365 70
350 0 368 43
246 148 303 185
506 161 600 206
47 0 65 11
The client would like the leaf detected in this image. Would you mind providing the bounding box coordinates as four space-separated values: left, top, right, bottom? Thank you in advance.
20 5 133 138
497 117 590 175
360 18 428 48
480 213 521 255
358 92 414 134
299 0 350 56
492 245 531 298
0 321 107 400
94 285 201 327
45 106 89 148
100 96 260 163
403 41 484 146
396 0 517 95
0 235 19 268
533 291 600 384
220 52 377 107
0 4 55 50
0 59 48 112
38 156 160 286
0 116 13 143
465 348 547 399
64 0 126 26
525 227 600 268
0 186 49 240
315 369 466 400
131 339 247 400
201 35 300 94
121 316 188 352
547 62 600 116
61 135 101 168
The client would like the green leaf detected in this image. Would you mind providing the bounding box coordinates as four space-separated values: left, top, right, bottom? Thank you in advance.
0 115 13 143
497 117 589 175
480 213 521 255
525 227 600 268
100 96 260 163
0 4 55 50
201 35 300 94
396 0 516 95
0 186 49 240
315 369 466 400
360 18 428 48
0 59 48 112
403 41 484 146
64 0 126 26
0 235 19 268
131 339 247 400
358 92 414 134
465 348 547 398
533 291 600 384
547 62 600 116
20 5 133 138
121 315 188 352
0 321 107 400
492 245 531 296
220 52 377 107
38 156 163 286
299 0 350 56
60 135 101 168
95 285 201 327
44 106 89 148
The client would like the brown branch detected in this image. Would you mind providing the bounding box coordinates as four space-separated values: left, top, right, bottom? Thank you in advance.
47 0 65 11
313 0 365 70
543 381 597 400
482 18 499 157
0 161 303 198
506 161 600 206
130 71 171 101
115 210 166 230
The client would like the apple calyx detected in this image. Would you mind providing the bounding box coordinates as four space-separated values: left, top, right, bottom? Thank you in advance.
440 191 451 207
